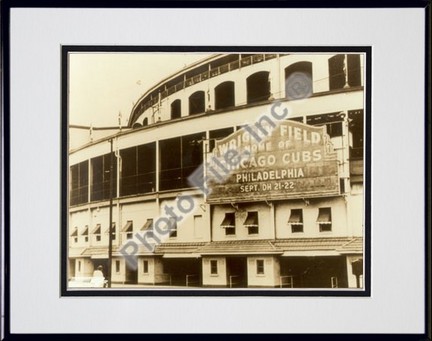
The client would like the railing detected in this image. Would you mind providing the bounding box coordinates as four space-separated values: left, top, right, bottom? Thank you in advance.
134 53 278 119
154 273 172 286
331 276 338 288
280 275 294 288
186 274 200 287
68 276 107 288
229 275 241 288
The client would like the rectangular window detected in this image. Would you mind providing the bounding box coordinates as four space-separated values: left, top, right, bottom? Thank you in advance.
71 227 78 243
347 54 361 87
106 222 116 241
159 137 182 190
93 224 101 242
244 211 259 235
256 260 264 275
137 143 156 194
306 113 344 138
326 122 343 138
115 260 120 273
141 219 153 237
289 209 303 233
159 133 204 191
70 160 89 205
317 207 332 232
329 54 361 90
119 146 137 196
209 127 234 151
339 178 346 194
221 212 235 236
181 132 205 186
143 260 149 274
328 54 346 90
225 227 236 236
210 260 218 275
122 221 133 239
81 226 89 242
90 153 117 202
120 143 156 196
78 261 81 272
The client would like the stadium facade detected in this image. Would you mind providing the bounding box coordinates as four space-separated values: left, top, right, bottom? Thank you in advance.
68 52 365 289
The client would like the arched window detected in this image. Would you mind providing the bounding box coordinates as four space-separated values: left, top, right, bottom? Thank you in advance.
246 71 270 104
171 99 181 119
132 122 142 129
214 81 235 110
189 91 205 115
142 118 148 126
285 62 313 100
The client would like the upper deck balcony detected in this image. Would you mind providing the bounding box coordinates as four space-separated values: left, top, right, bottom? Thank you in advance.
129 54 279 126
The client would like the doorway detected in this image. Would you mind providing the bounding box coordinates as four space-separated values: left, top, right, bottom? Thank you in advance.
226 257 247 288
125 257 138 284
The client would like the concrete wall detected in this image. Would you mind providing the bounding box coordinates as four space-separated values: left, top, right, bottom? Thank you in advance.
70 90 364 164
212 203 274 241
111 257 125 283
156 195 210 243
120 201 158 245
74 258 94 277
137 256 164 284
247 256 280 287
275 197 348 238
202 256 227 287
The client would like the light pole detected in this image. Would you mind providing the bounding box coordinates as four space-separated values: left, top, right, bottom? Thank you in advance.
107 138 114 288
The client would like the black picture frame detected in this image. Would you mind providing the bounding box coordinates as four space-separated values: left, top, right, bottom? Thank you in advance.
1 0 430 338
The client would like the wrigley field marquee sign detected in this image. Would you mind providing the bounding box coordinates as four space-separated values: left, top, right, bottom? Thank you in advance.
205 120 340 203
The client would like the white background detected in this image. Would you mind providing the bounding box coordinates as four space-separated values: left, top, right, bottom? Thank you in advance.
9 8 425 333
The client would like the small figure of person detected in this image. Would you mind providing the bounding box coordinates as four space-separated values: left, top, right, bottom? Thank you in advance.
93 265 104 277
91 265 105 287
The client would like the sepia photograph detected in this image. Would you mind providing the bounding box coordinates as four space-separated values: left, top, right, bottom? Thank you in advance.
65 49 368 293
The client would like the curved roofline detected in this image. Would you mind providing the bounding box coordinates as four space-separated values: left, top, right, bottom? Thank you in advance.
128 53 223 123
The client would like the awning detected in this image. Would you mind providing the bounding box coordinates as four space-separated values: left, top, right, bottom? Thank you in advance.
141 219 153 231
121 220 133 232
243 212 258 227
317 208 331 223
288 210 302 224
162 253 201 259
92 224 101 234
68 247 86 258
105 222 116 233
70 227 78 237
220 213 235 228
281 250 340 257
198 240 280 255
81 225 88 235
